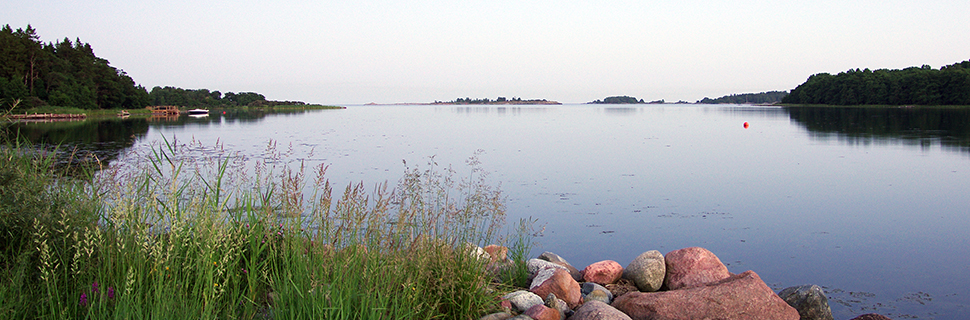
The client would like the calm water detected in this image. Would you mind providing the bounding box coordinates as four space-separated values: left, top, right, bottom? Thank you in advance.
6 105 970 319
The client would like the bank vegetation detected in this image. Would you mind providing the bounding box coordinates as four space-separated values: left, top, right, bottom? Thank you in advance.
0 138 532 319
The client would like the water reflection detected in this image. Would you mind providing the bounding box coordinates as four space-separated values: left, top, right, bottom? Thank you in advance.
448 106 550 115
602 107 639 115
1 108 340 168
719 106 790 119
1 117 148 168
786 106 970 153
146 108 328 127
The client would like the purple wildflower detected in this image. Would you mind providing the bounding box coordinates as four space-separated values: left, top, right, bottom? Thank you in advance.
107 287 115 299
79 293 88 306
92 281 99 294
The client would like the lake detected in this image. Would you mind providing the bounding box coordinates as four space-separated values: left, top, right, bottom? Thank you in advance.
5 104 970 319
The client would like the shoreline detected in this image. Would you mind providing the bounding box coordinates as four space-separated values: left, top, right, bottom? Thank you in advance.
2 105 345 121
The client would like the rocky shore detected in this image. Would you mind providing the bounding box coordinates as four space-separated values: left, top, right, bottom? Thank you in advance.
479 246 894 320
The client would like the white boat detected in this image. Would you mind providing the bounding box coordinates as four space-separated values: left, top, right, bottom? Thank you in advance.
187 108 209 115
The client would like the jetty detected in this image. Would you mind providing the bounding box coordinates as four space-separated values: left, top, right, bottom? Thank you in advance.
149 105 181 115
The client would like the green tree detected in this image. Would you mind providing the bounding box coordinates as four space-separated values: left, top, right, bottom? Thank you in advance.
0 25 151 110
784 59 970 105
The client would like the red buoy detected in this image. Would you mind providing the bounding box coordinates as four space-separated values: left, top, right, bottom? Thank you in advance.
743 122 749 129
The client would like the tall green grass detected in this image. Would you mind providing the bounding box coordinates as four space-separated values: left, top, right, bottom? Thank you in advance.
0 138 532 319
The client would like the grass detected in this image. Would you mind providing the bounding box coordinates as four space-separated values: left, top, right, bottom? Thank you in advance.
3 105 153 117
0 137 532 319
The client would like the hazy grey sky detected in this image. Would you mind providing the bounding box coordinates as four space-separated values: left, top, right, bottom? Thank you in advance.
4 0 969 104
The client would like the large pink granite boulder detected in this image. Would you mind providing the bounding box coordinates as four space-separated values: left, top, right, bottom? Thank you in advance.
663 247 731 290
529 267 582 309
581 260 624 285
612 270 799 320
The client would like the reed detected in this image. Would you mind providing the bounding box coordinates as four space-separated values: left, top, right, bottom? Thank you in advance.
0 137 532 319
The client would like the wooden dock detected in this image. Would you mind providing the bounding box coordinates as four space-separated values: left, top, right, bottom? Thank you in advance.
149 105 181 115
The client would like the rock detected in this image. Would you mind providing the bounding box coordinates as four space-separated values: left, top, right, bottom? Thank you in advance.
581 260 624 285
527 259 568 285
484 245 509 263
500 299 512 313
663 247 731 290
543 293 568 320
570 300 632 320
537 251 570 265
612 270 799 320
467 244 491 261
778 284 834 320
509 316 534 320
623 250 665 292
530 267 560 289
849 314 893 320
580 282 613 304
503 290 543 313
584 290 611 305
538 251 583 281
527 259 567 275
479 312 512 320
529 267 582 309
524 304 561 320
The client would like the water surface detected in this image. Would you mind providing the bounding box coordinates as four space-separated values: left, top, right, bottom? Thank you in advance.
6 105 969 319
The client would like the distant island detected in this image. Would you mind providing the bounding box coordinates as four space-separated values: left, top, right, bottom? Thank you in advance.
589 96 643 104
587 96 664 104
432 97 561 105
696 91 788 104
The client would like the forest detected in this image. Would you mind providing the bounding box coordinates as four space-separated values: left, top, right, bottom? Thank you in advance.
0 25 150 110
782 60 970 105
696 91 788 104
1 25 302 111
146 87 309 107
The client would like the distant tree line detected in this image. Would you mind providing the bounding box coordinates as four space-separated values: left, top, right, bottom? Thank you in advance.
1 24 150 110
782 60 970 105
436 97 558 105
147 87 305 107
589 96 645 104
444 97 522 104
697 91 788 104
1 24 309 111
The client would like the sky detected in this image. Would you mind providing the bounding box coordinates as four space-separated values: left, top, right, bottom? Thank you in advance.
4 0 969 105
